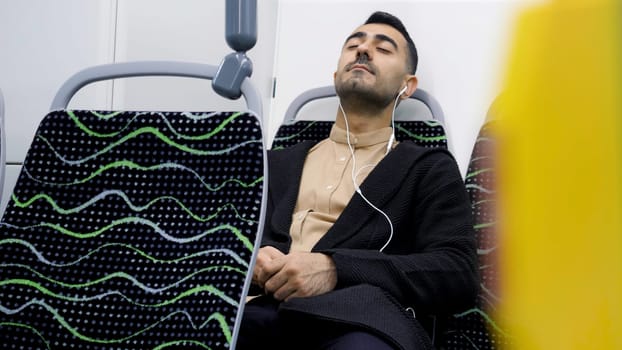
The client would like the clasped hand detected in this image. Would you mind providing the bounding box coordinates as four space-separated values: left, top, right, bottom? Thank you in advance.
252 246 337 301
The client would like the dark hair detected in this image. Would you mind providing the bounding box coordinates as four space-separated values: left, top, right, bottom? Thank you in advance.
365 11 418 74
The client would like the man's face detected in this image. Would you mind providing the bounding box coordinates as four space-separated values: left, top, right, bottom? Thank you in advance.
334 23 411 109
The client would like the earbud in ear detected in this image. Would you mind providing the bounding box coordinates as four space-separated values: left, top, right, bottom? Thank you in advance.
398 86 408 97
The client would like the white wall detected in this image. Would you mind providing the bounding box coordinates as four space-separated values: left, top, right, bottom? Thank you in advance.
0 0 538 215
112 0 278 114
0 0 117 214
0 0 278 214
270 0 535 176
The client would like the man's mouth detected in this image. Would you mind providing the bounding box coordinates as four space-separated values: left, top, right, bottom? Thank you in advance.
348 63 374 74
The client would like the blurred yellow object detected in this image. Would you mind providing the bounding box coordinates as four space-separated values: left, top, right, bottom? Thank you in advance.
497 0 622 349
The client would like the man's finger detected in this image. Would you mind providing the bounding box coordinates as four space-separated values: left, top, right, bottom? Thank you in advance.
274 283 297 301
261 246 285 259
253 247 285 286
264 269 289 297
259 254 287 283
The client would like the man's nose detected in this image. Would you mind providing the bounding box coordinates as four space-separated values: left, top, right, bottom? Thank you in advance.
356 42 372 60
356 50 370 64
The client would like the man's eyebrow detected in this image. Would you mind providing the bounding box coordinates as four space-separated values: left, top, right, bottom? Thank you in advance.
344 31 366 44
344 31 398 50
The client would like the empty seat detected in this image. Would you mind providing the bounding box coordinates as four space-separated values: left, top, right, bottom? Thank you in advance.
0 62 266 350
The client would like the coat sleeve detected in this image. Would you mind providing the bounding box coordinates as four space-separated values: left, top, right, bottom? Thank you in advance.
319 151 479 315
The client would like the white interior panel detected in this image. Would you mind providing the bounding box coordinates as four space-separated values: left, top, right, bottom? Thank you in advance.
271 0 531 176
112 0 278 118
0 0 117 163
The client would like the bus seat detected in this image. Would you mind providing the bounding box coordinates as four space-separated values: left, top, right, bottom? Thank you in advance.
272 85 448 150
438 96 512 349
0 62 266 350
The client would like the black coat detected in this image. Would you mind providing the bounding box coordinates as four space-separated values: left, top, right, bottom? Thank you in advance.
257 140 479 349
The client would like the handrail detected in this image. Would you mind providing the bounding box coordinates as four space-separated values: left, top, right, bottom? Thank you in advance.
50 60 263 118
282 85 444 124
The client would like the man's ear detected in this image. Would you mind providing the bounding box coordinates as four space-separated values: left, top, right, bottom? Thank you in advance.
400 76 418 100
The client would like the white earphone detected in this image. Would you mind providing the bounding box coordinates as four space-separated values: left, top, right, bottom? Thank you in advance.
385 86 407 153
399 85 408 96
337 84 409 252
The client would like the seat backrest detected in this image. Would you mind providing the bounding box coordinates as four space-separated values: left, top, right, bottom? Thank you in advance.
0 109 265 349
438 120 512 349
272 86 448 150
272 120 448 150
282 85 446 125
50 61 262 118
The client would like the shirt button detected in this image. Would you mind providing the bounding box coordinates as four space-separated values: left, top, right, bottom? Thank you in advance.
326 185 334 190
338 156 347 162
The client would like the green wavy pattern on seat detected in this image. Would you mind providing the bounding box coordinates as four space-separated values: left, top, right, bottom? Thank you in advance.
3 300 230 346
453 308 510 337
440 122 513 349
272 120 322 143
0 239 250 268
36 128 262 163
22 157 263 191
68 110 242 141
1 220 252 250
2 264 245 293
1 279 237 308
0 322 51 350
13 193 258 225
272 120 448 149
395 124 447 142
0 110 264 349
152 340 213 350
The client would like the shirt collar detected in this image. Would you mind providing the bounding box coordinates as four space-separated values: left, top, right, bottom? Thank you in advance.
329 124 394 148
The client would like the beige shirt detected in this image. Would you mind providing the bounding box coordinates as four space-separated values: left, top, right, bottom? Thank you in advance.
289 124 396 252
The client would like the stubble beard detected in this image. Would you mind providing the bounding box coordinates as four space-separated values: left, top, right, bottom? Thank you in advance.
335 78 394 117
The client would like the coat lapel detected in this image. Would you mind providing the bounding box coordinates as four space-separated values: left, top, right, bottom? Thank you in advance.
313 143 420 250
268 141 315 243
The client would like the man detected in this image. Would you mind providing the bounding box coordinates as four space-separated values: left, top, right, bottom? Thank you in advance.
237 11 478 350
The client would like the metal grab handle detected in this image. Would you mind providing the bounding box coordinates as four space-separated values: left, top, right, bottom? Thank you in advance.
49 60 262 118
283 86 445 124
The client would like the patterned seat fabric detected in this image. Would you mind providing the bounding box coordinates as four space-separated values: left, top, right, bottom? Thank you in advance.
272 120 448 149
439 122 512 349
0 110 265 349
